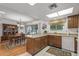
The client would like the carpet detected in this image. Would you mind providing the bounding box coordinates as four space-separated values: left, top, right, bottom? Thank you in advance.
46 47 71 56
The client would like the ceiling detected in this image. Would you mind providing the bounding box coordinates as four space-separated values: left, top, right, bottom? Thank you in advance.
0 3 79 22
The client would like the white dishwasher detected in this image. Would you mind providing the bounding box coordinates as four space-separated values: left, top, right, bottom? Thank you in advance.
62 36 74 51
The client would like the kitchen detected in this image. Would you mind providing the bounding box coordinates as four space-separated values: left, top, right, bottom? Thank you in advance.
0 3 79 56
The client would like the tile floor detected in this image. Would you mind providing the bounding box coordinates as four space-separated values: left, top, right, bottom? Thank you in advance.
19 46 77 56
35 46 54 56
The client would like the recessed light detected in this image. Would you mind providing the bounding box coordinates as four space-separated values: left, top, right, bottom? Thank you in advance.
46 12 58 18
0 11 5 14
28 3 36 6
58 7 73 16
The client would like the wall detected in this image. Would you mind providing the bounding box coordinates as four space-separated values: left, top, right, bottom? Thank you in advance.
0 18 17 24
25 17 78 34
48 18 78 34
18 25 25 34
39 21 50 34
25 18 69 34
25 20 50 34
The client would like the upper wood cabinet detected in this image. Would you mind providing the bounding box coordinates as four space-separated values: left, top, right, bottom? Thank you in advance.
68 14 79 28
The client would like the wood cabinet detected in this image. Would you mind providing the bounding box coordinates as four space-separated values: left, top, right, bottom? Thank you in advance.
74 37 77 53
34 38 41 54
2 24 18 36
48 35 62 48
68 14 79 28
26 38 35 55
26 36 47 55
1 24 18 42
26 35 62 55
40 36 48 49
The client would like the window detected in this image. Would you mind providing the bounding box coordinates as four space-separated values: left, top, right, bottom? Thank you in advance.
50 24 63 31
25 24 38 35
57 25 63 30
50 24 57 30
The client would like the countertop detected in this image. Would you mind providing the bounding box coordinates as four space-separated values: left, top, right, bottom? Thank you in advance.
25 33 78 38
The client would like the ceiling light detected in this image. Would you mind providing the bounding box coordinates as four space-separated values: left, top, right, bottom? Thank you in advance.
28 3 36 6
17 24 24 27
46 12 58 18
0 11 5 14
0 11 6 17
58 7 73 16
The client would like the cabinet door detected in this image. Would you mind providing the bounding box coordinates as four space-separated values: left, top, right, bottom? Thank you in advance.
39 36 47 49
34 38 41 53
68 15 79 28
44 36 48 47
74 38 77 53
55 36 62 48
48 35 62 48
48 35 54 46
40 37 45 49
68 16 74 28
26 38 34 55
74 15 78 28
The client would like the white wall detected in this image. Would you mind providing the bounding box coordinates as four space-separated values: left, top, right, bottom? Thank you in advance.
25 17 78 34
39 21 50 34
0 18 17 24
48 18 78 34
25 17 78 35
25 20 50 34
18 25 25 34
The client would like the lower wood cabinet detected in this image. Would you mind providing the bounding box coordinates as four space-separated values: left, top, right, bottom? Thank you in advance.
26 38 35 55
48 35 62 48
40 36 47 49
26 36 47 55
26 35 62 55
26 35 77 55
74 38 77 53
34 38 41 54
